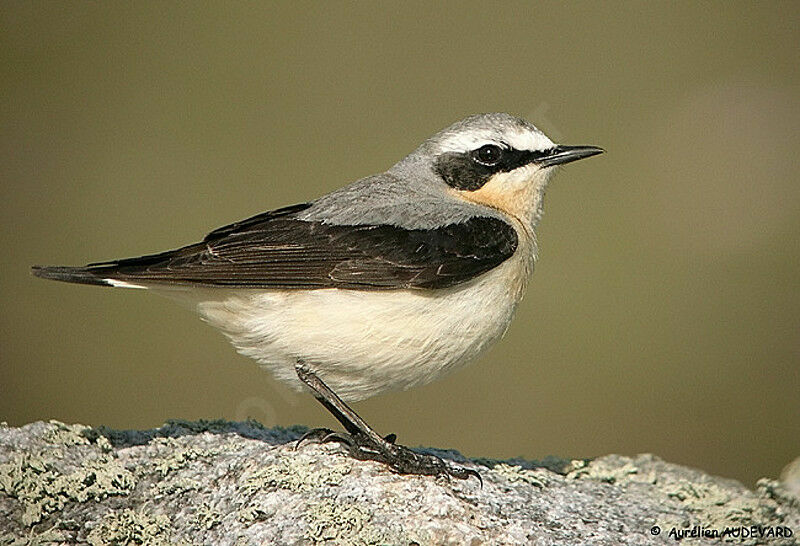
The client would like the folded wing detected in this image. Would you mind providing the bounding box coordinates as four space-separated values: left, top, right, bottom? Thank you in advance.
32 204 518 290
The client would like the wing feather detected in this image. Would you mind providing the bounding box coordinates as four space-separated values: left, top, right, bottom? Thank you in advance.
35 204 518 290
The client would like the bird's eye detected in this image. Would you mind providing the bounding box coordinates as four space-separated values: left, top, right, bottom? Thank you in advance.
472 144 504 166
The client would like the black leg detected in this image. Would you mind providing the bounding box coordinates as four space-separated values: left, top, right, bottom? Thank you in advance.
295 363 386 442
295 362 481 482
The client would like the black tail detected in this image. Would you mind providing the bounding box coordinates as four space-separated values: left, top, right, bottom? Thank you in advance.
32 245 195 288
31 265 114 287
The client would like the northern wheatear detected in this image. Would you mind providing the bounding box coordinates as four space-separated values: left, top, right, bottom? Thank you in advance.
34 113 603 479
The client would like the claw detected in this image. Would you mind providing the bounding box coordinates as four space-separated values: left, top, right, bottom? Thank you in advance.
294 427 334 450
445 464 483 486
321 431 356 447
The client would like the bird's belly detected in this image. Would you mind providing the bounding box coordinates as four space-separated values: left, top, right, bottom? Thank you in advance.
194 257 529 401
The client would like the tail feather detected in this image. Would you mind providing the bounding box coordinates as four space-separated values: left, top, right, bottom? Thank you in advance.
32 265 128 288
32 245 191 289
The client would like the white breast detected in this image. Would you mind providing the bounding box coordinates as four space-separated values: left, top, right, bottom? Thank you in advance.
193 238 536 402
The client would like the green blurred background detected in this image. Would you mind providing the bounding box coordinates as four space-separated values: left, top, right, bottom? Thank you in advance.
2 2 798 486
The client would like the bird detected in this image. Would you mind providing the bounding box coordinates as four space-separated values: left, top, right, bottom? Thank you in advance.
33 113 603 480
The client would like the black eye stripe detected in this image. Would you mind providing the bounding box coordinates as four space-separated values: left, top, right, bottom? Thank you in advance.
434 147 547 191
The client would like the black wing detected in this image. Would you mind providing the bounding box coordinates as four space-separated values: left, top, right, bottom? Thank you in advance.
32 204 518 290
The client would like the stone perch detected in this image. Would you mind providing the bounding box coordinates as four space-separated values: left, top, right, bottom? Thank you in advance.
0 420 797 545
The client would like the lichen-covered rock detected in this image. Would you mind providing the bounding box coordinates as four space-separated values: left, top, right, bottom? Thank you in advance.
0 420 797 545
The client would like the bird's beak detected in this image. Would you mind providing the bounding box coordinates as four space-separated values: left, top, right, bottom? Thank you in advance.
536 145 605 167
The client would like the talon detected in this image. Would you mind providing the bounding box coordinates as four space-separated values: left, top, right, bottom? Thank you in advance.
446 464 483 485
295 427 334 450
321 431 355 447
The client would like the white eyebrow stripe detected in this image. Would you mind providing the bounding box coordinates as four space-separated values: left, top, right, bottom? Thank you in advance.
505 129 554 151
438 137 500 154
437 128 554 154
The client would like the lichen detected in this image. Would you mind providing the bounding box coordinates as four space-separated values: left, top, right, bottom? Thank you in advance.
191 501 223 531
41 421 91 447
473 454 580 475
303 495 425 545
656 478 781 539
572 455 788 536
567 457 647 484
491 463 548 488
86 509 172 546
94 435 113 454
758 477 800 511
304 500 382 545
243 451 351 493
153 446 205 477
237 505 272 525
0 527 66 546
2 421 795 544
0 452 135 526
150 476 201 498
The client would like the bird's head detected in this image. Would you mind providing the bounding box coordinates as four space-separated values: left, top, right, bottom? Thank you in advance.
401 113 603 228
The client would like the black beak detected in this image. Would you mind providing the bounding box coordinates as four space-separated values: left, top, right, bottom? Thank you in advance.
535 145 605 167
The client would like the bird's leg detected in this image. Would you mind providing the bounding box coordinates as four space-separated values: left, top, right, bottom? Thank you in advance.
294 362 480 482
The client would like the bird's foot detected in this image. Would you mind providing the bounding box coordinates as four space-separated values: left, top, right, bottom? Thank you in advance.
295 427 337 448
296 428 480 483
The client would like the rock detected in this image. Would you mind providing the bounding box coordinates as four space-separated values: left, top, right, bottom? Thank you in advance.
0 420 797 545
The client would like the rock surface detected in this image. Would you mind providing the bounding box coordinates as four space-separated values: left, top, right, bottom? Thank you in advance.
0 420 797 545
